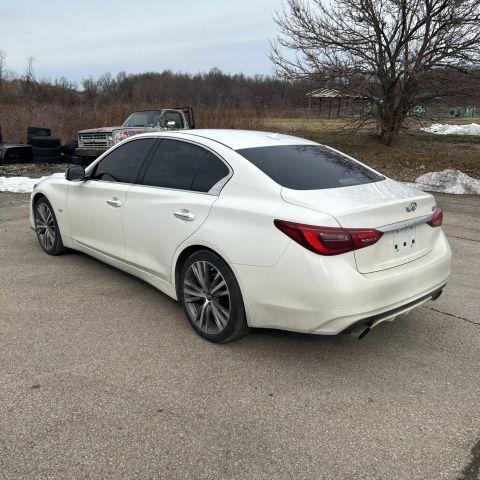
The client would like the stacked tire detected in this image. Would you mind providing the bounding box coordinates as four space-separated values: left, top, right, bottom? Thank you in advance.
27 127 62 164
61 139 84 166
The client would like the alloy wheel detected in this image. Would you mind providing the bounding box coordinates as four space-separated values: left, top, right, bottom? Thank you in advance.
35 202 56 250
183 261 231 335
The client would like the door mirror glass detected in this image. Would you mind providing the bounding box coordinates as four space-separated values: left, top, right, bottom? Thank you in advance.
65 165 86 182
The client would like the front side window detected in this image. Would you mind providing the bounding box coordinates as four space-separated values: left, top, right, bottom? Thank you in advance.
91 138 156 183
236 144 384 190
142 139 229 192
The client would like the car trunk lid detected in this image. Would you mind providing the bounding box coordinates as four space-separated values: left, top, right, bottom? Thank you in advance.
281 179 437 273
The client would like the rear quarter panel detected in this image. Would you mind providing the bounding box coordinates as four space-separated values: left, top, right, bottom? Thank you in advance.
175 169 342 268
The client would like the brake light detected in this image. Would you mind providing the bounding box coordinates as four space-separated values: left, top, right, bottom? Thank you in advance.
427 206 443 227
274 220 383 256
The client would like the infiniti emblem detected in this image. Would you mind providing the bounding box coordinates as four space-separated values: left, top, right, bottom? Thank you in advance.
406 202 417 213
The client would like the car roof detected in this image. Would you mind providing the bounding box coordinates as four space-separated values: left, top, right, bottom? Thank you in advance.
164 129 317 150
128 109 182 113
128 110 163 114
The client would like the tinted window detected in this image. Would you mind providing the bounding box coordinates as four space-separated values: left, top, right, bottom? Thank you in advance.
191 151 230 192
236 145 384 190
142 139 229 192
91 138 156 183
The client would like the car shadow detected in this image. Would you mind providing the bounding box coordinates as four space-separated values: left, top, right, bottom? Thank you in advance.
59 249 452 372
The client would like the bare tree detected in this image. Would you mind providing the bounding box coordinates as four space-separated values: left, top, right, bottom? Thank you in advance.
0 49 6 97
272 0 480 144
26 57 38 83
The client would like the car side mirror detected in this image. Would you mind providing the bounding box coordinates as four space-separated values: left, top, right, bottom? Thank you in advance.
65 165 86 182
166 120 176 128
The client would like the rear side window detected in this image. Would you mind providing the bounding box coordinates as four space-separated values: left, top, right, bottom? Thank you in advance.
236 145 384 190
142 139 229 192
191 152 230 192
91 138 156 183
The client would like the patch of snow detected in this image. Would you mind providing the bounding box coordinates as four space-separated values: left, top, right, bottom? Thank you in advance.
408 169 480 195
0 176 48 193
421 123 480 135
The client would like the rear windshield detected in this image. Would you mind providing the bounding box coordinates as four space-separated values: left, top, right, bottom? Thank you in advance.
236 144 384 190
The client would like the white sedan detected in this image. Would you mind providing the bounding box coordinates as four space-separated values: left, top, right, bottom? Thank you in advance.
30 130 451 342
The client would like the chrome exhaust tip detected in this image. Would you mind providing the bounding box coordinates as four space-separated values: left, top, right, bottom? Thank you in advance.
349 325 371 340
431 289 443 301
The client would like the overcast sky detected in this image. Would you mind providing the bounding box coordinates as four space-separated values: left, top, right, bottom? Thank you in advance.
0 0 284 85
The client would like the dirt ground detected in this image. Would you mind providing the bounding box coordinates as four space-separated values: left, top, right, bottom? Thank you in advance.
0 162 74 178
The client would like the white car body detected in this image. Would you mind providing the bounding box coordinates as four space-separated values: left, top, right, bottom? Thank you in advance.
30 130 451 337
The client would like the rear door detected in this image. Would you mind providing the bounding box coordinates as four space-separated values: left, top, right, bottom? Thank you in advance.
66 138 156 258
123 138 231 282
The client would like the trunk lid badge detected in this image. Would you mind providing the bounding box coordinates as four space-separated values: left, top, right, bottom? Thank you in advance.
406 202 417 212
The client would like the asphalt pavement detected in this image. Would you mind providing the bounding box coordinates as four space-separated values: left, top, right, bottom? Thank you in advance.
0 191 479 480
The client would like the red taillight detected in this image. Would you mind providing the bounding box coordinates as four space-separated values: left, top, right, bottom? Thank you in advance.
274 220 383 256
427 206 443 227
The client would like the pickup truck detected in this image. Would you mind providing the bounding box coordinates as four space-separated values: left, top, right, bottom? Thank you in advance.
76 107 195 159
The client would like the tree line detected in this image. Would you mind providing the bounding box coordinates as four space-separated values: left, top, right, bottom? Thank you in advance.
0 54 306 109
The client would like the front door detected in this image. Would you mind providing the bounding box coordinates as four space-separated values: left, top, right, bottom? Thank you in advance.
66 137 157 258
66 181 131 258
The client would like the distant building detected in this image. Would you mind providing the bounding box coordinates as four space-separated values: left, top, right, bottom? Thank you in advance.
305 88 478 119
305 88 369 117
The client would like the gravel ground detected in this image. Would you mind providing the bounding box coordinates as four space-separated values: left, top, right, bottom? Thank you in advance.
0 192 479 480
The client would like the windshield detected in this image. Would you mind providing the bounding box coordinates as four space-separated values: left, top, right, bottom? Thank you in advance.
122 111 161 128
236 144 384 190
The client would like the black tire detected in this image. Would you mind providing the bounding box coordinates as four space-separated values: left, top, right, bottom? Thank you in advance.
29 136 61 148
33 196 67 256
31 146 61 157
0 145 33 164
27 127 51 143
179 250 249 343
32 155 63 164
61 139 79 156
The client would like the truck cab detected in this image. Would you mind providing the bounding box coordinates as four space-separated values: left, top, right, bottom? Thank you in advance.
76 107 195 160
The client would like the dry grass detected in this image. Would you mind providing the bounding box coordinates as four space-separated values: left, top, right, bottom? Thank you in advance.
0 103 275 143
0 102 479 182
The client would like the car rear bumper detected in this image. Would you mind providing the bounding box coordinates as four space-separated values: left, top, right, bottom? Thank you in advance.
233 229 452 335
340 282 446 336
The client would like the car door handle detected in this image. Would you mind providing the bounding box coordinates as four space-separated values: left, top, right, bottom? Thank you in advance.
174 209 195 221
106 198 122 208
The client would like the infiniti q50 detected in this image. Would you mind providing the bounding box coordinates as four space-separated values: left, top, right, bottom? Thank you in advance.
30 130 451 342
